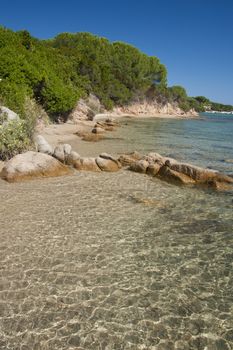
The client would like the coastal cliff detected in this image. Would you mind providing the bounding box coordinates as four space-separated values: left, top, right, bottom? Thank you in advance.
111 100 198 118
70 94 198 122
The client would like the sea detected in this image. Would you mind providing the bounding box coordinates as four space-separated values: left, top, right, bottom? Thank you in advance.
0 113 232 349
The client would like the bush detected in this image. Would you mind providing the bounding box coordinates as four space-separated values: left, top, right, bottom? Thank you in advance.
0 80 29 116
0 98 46 160
22 97 49 138
0 120 31 160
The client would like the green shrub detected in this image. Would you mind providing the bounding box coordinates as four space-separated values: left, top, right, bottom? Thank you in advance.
0 80 29 116
0 120 31 160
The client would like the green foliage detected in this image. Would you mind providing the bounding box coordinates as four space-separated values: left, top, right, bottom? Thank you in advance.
0 26 231 120
193 96 233 112
210 102 233 112
168 86 187 101
0 120 31 160
48 32 167 106
194 96 210 104
0 80 29 115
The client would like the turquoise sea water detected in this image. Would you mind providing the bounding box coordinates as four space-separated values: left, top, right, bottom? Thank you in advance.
0 113 232 349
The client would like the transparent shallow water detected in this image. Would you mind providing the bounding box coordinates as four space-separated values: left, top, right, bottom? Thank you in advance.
0 114 233 350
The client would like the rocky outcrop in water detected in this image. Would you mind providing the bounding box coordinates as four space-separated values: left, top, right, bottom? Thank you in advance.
92 126 105 134
3 132 231 190
0 151 71 182
121 151 233 190
75 118 120 142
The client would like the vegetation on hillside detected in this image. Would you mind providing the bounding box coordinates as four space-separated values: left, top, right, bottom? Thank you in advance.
193 96 233 112
0 26 232 120
0 27 167 118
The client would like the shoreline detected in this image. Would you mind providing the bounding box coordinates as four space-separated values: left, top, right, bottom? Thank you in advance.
40 112 200 153
93 112 200 120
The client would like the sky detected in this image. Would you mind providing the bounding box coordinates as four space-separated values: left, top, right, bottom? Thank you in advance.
0 0 233 104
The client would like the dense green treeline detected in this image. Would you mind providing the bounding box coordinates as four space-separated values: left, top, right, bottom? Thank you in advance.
0 27 167 118
0 26 232 121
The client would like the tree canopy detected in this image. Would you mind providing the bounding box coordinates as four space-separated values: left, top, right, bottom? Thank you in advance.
0 27 167 117
0 27 232 119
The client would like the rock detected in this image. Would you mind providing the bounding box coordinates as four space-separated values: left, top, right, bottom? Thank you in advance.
70 94 102 122
95 121 115 131
73 157 101 172
53 143 72 163
0 151 71 182
166 159 233 187
146 152 178 166
66 151 80 166
205 179 233 191
129 159 149 174
99 153 119 164
118 151 142 167
87 93 102 114
92 126 105 134
146 152 165 163
165 160 217 181
75 131 105 142
146 163 161 176
0 106 20 124
95 119 119 131
34 135 54 155
158 165 195 185
96 154 121 172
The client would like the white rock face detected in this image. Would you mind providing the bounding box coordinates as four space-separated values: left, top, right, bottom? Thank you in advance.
0 151 71 182
70 94 102 122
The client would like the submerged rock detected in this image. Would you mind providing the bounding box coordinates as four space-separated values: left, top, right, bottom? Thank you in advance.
158 165 196 185
165 160 217 181
75 131 105 142
0 151 71 182
92 126 105 134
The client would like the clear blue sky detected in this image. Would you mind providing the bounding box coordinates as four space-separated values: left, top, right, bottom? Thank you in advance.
1 0 233 104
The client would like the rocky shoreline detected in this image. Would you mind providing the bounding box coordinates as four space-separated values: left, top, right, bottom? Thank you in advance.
1 100 232 191
1 130 232 191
